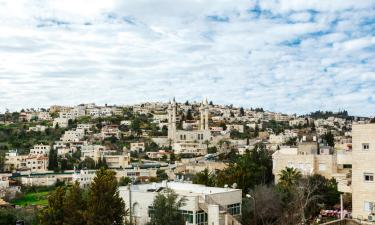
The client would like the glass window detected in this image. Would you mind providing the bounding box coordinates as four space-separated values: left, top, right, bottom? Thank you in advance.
364 201 374 212
364 173 374 182
363 143 370 150
227 203 241 215
179 210 193 223
196 211 208 225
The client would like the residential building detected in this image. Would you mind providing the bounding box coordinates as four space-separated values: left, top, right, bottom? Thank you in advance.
351 123 375 220
119 182 242 225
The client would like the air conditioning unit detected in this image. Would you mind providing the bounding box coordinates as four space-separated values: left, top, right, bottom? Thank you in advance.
368 214 375 222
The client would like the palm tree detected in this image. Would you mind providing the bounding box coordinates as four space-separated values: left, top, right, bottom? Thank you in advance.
279 167 302 188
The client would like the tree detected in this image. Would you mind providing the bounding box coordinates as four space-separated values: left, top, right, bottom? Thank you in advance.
148 189 186 225
242 185 283 225
192 168 216 187
322 131 335 147
186 109 193 120
86 168 126 225
63 182 86 225
131 117 141 136
48 149 59 171
216 143 273 193
39 187 66 225
278 167 302 189
156 169 168 181
118 177 132 186
239 107 245 116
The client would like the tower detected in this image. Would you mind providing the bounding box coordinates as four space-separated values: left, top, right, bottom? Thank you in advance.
167 98 177 141
200 98 209 131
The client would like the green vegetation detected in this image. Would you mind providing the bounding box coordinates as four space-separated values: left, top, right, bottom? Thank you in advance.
39 168 128 225
10 191 49 206
0 207 39 225
147 189 186 225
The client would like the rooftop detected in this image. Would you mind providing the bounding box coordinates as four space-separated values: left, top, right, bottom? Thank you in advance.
128 181 239 196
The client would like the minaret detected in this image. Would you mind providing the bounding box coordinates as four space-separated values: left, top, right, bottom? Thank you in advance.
200 101 205 130
168 98 177 142
204 98 209 130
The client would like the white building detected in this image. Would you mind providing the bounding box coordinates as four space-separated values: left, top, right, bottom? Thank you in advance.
119 182 242 225
53 117 69 128
167 98 212 156
130 142 146 152
30 144 51 156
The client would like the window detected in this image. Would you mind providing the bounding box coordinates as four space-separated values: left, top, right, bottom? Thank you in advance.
364 173 374 182
365 201 374 212
363 143 370 150
179 210 193 223
196 211 208 225
319 163 327 171
227 203 241 215
343 164 352 169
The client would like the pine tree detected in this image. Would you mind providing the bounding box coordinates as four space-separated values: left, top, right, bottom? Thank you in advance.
63 182 86 225
86 168 126 225
39 187 66 225
48 149 58 171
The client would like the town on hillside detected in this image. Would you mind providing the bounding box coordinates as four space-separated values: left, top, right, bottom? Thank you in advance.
0 99 372 225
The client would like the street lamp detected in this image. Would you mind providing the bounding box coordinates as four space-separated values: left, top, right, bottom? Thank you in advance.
246 194 256 225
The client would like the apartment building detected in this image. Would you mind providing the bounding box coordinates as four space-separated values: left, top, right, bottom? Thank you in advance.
351 123 375 220
119 182 242 225
30 144 50 156
272 142 338 183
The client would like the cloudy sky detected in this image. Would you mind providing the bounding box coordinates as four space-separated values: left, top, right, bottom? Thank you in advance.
0 0 374 116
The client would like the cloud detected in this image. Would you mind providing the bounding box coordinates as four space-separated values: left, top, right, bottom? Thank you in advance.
0 0 374 116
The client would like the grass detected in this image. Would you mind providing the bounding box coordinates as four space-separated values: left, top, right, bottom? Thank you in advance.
10 191 49 206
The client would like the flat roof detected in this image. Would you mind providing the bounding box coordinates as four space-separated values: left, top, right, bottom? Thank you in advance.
129 181 240 195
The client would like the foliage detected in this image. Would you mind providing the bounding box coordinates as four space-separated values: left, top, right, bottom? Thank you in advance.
242 185 283 225
38 169 127 225
118 176 132 186
156 169 168 181
0 207 39 225
86 168 126 225
278 167 302 189
321 131 335 147
216 143 273 194
147 189 186 225
39 187 66 225
10 191 49 206
63 182 86 225
192 168 216 187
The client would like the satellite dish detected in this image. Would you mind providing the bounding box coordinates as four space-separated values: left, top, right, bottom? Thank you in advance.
224 184 228 188
232 183 238 189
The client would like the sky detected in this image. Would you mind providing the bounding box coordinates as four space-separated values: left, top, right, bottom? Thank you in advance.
0 0 374 116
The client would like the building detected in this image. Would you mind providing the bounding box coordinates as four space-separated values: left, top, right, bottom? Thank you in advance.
25 155 49 173
4 150 27 171
119 182 242 225
73 170 96 188
351 123 375 220
53 117 69 128
272 142 338 183
167 98 212 156
30 144 50 156
130 142 145 152
101 125 121 139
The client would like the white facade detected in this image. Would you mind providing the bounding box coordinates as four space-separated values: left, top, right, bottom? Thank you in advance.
119 182 242 225
30 144 50 156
